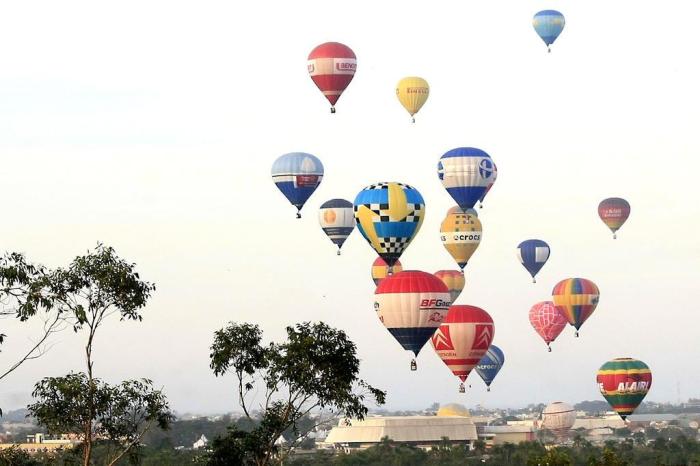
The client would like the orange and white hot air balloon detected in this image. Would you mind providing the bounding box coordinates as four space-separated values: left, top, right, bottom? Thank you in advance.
431 305 495 393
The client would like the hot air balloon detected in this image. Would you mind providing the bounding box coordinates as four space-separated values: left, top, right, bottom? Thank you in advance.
354 182 425 269
431 305 495 393
374 271 451 370
598 198 631 239
371 257 403 286
533 10 565 53
447 205 478 217
529 301 568 351
597 358 652 420
517 239 550 283
396 77 429 123
440 209 482 271
307 42 356 113
438 147 497 211
271 153 324 218
434 270 465 303
318 199 355 255
541 402 576 439
475 345 504 392
552 278 600 337
478 162 497 208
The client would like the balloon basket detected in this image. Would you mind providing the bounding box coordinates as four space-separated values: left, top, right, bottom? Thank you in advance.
410 359 417 371
330 106 336 114
532 278 537 284
613 233 617 239
337 250 341 256
296 212 301 219
458 383 465 393
411 117 415 123
575 331 579 338
487 387 491 392
548 346 552 353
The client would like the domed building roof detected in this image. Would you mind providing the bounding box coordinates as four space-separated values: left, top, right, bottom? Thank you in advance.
437 403 470 418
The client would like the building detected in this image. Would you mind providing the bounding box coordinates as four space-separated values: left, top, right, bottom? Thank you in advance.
479 425 536 446
0 433 78 454
320 404 478 451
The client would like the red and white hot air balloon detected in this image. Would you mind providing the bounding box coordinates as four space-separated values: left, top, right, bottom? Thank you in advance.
307 42 356 113
529 301 568 352
375 271 451 371
431 305 495 393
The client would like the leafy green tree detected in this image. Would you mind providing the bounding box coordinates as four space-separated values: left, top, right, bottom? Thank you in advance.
206 321 386 466
0 251 71 414
0 446 43 466
28 373 172 466
21 244 163 466
526 447 573 466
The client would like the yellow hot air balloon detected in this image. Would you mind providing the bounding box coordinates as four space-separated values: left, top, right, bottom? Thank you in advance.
440 209 482 271
396 77 429 122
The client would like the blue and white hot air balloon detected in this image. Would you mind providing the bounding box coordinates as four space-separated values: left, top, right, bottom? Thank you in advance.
437 148 497 211
517 239 551 283
533 10 565 53
318 199 355 255
475 345 504 392
271 152 324 218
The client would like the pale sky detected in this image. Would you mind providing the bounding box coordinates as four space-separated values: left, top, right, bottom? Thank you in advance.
1 1 699 414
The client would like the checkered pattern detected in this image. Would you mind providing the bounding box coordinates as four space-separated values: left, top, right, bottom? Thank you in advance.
378 237 410 254
365 182 413 190
353 202 423 223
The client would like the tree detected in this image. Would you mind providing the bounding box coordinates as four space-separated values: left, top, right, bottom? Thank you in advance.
206 321 386 466
22 244 162 466
0 252 71 404
28 372 173 466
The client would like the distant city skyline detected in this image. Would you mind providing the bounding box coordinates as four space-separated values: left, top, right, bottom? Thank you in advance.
1 0 699 414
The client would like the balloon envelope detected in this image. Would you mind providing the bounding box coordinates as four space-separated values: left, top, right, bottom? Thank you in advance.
434 270 465 303
517 239 551 282
529 301 568 349
371 257 403 286
271 153 323 216
319 199 355 253
541 402 576 437
440 210 482 270
475 345 504 389
438 147 496 211
552 278 600 332
598 198 631 238
533 10 565 49
431 305 495 382
597 358 652 420
307 42 356 111
375 271 451 357
396 77 429 120
354 182 425 267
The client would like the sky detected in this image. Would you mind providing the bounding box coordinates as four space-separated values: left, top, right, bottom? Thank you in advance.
1 0 699 415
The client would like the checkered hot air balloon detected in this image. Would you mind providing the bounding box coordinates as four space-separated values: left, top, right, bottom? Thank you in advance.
374 271 451 370
371 257 403 287
318 199 355 255
431 305 495 393
529 301 568 351
533 10 565 53
475 344 504 392
271 152 323 218
438 147 497 211
307 42 356 113
597 358 652 420
517 239 551 283
598 198 631 239
353 182 425 268
552 278 600 337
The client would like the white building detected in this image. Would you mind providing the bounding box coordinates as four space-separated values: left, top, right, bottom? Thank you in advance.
320 404 478 451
